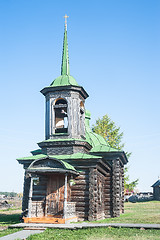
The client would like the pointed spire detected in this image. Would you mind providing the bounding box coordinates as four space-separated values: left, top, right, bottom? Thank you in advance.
61 15 70 75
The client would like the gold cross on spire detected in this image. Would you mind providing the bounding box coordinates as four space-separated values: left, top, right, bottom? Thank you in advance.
64 14 69 29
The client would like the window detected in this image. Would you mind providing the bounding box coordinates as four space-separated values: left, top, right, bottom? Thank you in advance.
54 98 68 134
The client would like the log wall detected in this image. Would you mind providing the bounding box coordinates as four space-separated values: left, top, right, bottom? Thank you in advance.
71 170 89 221
104 172 112 218
120 167 124 213
88 168 106 221
112 159 121 217
22 158 126 221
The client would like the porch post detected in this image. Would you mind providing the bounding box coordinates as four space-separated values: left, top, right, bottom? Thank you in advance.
63 173 68 219
28 175 33 218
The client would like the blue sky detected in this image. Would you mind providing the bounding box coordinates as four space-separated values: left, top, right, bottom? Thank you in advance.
0 0 160 193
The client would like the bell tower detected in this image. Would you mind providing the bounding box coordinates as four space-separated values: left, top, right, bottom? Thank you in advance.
39 17 90 155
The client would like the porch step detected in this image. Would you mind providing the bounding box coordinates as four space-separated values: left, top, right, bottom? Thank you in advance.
23 217 65 224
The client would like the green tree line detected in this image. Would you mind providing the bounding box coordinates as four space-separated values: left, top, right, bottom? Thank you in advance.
0 192 17 197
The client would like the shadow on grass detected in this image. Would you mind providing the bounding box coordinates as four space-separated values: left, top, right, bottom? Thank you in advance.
0 214 21 226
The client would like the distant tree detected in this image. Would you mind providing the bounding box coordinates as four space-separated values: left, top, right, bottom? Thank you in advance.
0 192 17 197
92 114 138 192
9 192 17 197
124 167 139 193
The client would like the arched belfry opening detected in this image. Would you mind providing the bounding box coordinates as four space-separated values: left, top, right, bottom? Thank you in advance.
54 98 68 134
80 101 84 114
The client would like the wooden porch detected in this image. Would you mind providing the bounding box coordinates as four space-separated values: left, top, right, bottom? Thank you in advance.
24 164 78 224
23 216 77 224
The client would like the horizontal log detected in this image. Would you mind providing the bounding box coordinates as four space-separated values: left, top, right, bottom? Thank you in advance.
77 213 88 218
72 196 89 202
104 202 111 207
75 202 89 207
105 178 111 183
71 185 89 191
71 191 89 197
105 206 111 210
104 193 110 197
75 180 89 185
104 191 111 195
33 190 46 194
104 186 111 190
76 206 89 212
75 175 89 180
32 196 45 200
104 197 111 202
105 180 111 184
33 186 46 190
33 193 46 197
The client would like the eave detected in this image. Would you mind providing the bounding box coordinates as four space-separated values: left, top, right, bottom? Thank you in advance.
40 85 89 99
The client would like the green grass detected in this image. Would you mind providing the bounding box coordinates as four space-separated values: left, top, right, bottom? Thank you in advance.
0 207 21 212
27 201 160 240
27 228 160 240
0 228 21 238
0 201 160 239
89 201 160 224
0 213 21 226
0 209 21 237
75 201 160 225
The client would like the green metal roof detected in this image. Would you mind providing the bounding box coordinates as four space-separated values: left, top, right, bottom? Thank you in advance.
52 153 101 160
50 75 79 87
61 160 76 171
30 149 42 155
17 152 101 162
17 154 47 161
28 158 76 172
85 110 119 153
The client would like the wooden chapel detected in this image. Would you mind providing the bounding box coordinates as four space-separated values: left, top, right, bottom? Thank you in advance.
17 17 128 224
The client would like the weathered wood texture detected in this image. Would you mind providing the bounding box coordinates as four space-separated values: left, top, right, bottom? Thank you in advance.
88 168 97 221
22 159 126 221
112 159 121 217
96 170 105 220
22 172 30 211
104 172 112 218
30 174 72 218
45 174 65 217
120 167 124 213
88 168 106 221
71 171 89 220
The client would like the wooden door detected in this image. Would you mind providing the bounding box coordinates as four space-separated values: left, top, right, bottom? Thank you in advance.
45 174 64 217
